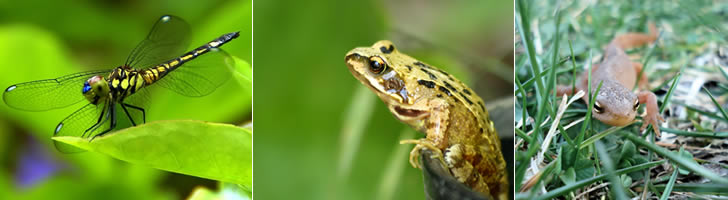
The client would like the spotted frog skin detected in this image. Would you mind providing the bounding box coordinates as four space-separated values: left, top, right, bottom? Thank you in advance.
345 40 507 199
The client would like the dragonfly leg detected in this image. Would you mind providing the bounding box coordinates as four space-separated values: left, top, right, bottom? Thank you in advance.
122 103 146 124
120 104 137 126
91 104 117 140
83 104 108 138
85 103 112 138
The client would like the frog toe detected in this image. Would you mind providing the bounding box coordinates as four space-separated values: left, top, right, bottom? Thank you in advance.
652 124 661 137
408 147 422 169
640 114 663 136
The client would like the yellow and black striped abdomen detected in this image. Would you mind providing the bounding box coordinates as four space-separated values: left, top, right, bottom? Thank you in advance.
140 31 239 86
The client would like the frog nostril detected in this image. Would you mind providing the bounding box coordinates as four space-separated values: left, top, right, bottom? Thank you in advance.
345 53 362 61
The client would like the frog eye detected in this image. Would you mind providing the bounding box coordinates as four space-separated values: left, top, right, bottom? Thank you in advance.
368 56 388 74
593 101 604 114
633 99 640 110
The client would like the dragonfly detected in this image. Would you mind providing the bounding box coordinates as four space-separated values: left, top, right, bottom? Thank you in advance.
3 15 239 153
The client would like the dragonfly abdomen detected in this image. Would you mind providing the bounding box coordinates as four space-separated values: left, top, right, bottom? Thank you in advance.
139 31 239 85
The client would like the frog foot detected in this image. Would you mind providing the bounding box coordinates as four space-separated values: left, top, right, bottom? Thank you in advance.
637 91 665 137
400 139 445 169
640 112 665 137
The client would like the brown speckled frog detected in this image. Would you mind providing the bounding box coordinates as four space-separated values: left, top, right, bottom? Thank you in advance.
557 23 665 136
345 40 507 199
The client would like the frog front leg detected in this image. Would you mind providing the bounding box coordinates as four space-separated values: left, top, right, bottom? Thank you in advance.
400 139 444 169
637 91 665 136
399 98 450 169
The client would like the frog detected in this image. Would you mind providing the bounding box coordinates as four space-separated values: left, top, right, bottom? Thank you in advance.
345 40 508 199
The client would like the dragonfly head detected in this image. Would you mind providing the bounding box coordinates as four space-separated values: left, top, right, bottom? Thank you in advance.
82 75 110 105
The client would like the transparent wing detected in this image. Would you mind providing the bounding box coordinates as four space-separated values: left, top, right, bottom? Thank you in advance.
3 70 112 111
154 48 234 97
121 84 152 111
126 15 191 69
53 103 112 153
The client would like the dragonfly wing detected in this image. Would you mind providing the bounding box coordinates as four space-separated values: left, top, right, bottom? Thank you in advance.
126 15 191 69
53 102 112 153
154 48 234 97
3 70 111 111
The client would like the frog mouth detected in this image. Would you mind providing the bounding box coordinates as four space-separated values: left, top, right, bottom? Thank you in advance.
393 105 428 118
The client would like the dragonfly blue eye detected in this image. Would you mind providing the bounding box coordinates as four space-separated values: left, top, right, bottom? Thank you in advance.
82 83 91 94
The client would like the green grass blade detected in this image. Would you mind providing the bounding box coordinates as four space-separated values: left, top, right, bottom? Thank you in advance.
515 75 529 135
375 128 415 200
577 72 599 143
659 147 681 200
515 0 542 191
718 65 728 81
579 125 624 149
702 86 728 122
660 71 682 112
654 125 728 138
337 85 376 179
568 40 577 94
518 67 573 91
534 160 664 200
620 132 728 185
653 183 728 194
672 101 728 122
644 70 681 136
595 141 629 200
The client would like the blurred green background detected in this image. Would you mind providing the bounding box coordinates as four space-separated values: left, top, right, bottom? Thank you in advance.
254 0 513 199
0 0 251 199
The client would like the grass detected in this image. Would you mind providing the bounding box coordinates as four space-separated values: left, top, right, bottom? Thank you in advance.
515 0 728 198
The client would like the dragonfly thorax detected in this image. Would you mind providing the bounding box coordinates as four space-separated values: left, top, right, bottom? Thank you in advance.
82 75 110 105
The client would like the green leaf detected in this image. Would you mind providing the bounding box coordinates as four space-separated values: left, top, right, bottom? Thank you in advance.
536 161 664 200
52 120 252 187
621 132 728 184
232 56 252 90
574 156 596 181
677 150 694 175
620 140 636 161
559 167 576 185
